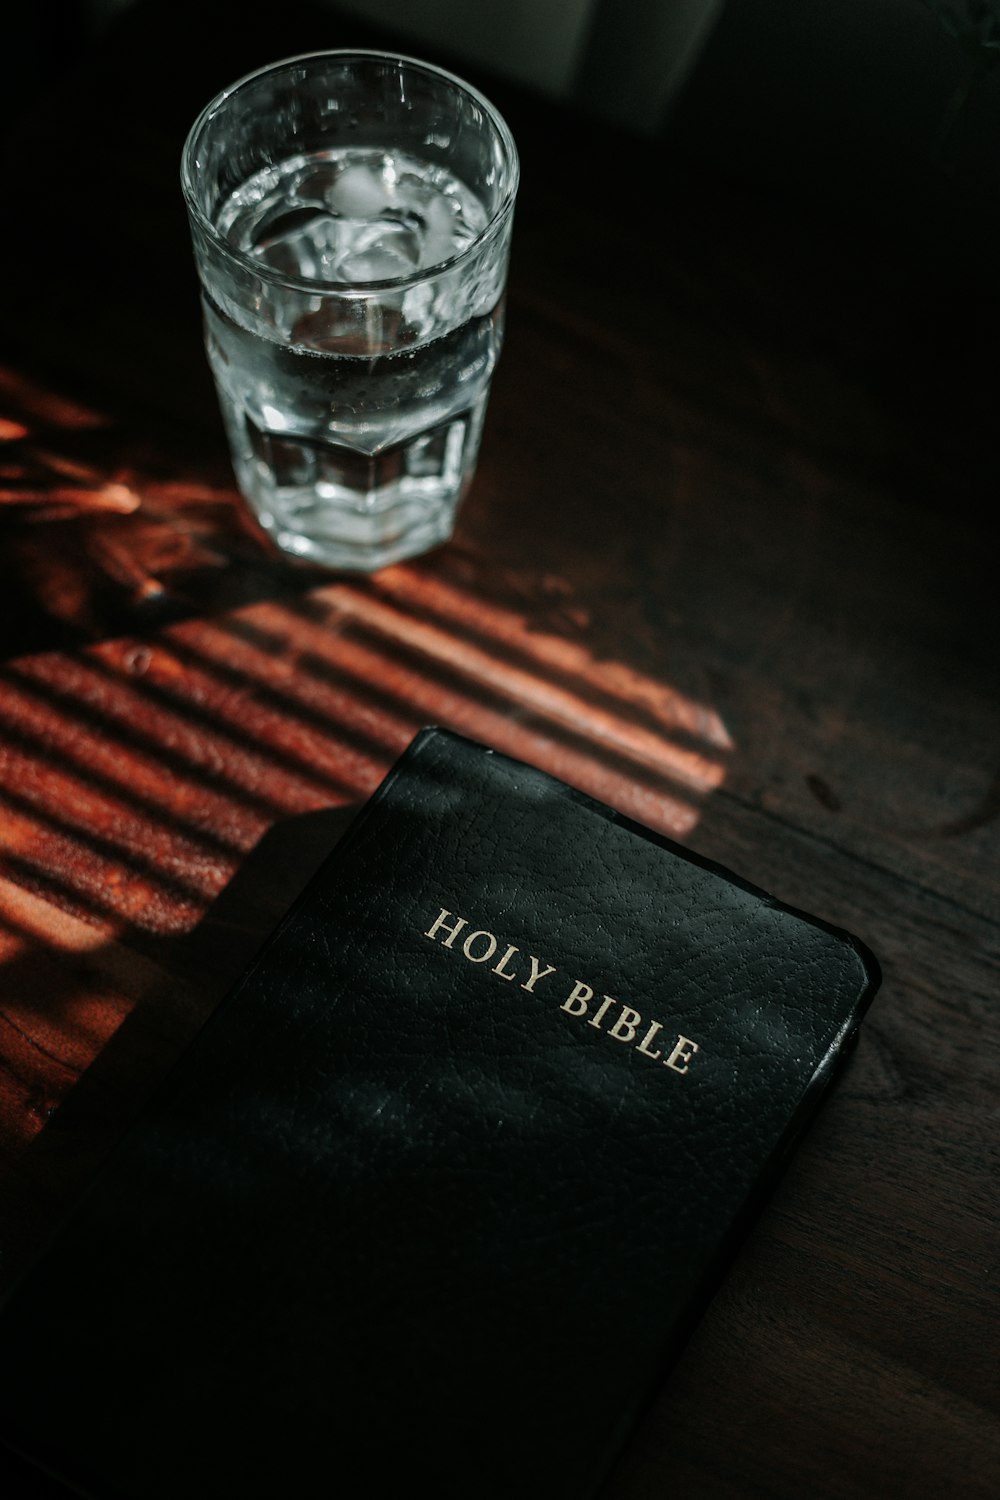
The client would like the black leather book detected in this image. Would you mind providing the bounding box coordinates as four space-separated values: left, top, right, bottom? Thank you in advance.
0 727 879 1499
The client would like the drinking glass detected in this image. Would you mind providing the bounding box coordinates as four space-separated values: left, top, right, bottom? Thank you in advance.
181 51 519 571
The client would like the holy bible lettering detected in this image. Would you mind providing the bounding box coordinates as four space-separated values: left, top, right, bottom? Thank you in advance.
424 906 700 1074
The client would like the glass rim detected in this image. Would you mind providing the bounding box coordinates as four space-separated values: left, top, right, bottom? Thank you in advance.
179 48 520 297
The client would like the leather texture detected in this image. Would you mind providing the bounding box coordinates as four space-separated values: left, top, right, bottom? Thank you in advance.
0 727 880 1499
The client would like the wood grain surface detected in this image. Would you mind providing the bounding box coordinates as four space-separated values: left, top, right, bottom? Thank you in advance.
0 4 997 1497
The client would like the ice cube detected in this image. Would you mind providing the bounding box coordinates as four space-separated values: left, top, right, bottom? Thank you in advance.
327 160 395 218
252 209 343 279
336 219 422 281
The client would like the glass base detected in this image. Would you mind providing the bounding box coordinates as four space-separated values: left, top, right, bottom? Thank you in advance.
256 484 460 571
226 404 484 572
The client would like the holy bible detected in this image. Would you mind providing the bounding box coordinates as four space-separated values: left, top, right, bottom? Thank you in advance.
0 727 879 1499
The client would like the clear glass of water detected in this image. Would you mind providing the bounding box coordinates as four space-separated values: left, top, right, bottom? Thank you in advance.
180 51 519 571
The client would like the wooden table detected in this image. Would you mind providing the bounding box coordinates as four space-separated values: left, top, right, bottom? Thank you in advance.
1 4 998 1495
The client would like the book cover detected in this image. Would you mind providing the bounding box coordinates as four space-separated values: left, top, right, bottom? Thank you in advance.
0 726 880 1499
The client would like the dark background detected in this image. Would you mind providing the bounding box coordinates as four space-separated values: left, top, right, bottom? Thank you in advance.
8 0 1000 271
3 0 996 534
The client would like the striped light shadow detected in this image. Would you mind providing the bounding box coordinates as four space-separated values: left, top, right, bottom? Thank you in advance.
162 612 422 785
3 645 361 827
326 580 727 791
88 627 405 799
0 679 258 856
0 773 217 932
332 564 732 760
0 722 312 939
208 586 729 839
147 596 716 838
0 617 412 942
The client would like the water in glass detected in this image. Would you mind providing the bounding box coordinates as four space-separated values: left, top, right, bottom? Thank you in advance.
206 146 505 569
